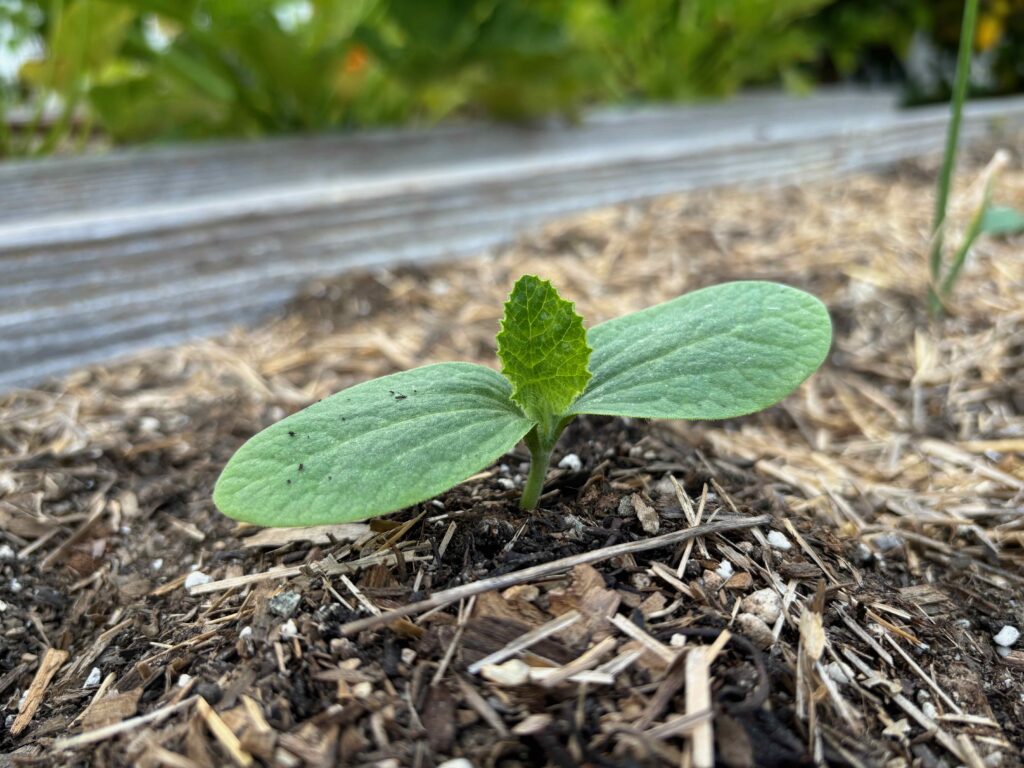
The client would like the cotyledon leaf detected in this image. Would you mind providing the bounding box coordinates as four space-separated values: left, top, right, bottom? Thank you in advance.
568 281 831 420
496 274 592 424
213 363 533 526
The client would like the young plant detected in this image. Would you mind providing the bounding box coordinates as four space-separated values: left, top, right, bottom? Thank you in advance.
928 0 1024 314
214 277 831 526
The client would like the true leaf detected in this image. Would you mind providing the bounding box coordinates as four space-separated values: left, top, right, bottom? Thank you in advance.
496 275 592 424
569 281 831 420
980 205 1024 236
213 363 533 526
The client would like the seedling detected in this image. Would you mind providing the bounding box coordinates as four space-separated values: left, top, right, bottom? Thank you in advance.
214 277 831 526
928 0 1024 315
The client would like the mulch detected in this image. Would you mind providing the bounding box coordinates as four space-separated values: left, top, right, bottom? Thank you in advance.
2 145 1023 767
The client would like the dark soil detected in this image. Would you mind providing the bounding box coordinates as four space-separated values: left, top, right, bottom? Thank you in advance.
2 410 1021 766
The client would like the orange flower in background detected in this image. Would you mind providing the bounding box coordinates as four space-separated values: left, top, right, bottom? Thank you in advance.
344 44 369 74
976 14 1003 50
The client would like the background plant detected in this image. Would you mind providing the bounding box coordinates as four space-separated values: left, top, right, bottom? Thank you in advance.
6 0 1024 157
213 276 831 527
928 0 1024 315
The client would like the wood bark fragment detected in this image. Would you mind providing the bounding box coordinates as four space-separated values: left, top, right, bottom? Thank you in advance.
11 647 68 736
685 647 714 768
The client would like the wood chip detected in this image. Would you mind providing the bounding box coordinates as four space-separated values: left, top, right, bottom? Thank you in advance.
685 647 714 768
196 696 254 767
630 493 660 534
11 647 68 736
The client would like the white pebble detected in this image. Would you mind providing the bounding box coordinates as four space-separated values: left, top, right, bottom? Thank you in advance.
401 648 417 666
874 533 904 552
177 673 192 688
741 589 783 625
280 619 298 639
922 701 938 720
0 544 15 560
558 453 583 472
496 478 516 490
994 625 1020 648
84 667 102 688
767 531 792 551
150 559 163 571
9 578 22 594
715 560 734 580
0 600 7 612
183 571 212 590
825 661 853 685
438 760 475 768
138 416 161 433
239 626 253 639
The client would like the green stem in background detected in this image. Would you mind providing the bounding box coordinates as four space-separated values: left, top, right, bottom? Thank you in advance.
929 0 979 315
519 416 572 510
940 207 984 298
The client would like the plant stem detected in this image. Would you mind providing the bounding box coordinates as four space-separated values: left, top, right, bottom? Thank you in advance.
520 440 554 510
519 416 572 510
929 0 979 315
940 202 985 298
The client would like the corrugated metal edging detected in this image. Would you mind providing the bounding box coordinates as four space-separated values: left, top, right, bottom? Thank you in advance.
2 90 1023 390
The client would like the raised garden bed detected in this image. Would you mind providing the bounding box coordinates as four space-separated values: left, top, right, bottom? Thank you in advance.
1 148 1023 766
4 90 1024 391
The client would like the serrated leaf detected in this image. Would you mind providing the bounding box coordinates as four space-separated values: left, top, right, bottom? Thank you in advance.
496 275 592 423
981 205 1024 236
213 363 533 526
569 281 831 420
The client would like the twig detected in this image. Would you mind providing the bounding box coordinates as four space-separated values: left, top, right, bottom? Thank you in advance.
340 515 770 635
456 676 509 737
540 636 617 688
467 610 582 675
339 574 381 616
189 548 430 595
40 494 109 570
53 696 198 751
432 597 476 685
608 614 676 664
642 709 713 741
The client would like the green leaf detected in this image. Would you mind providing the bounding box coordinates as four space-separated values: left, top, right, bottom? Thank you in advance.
569 281 831 421
213 363 533 526
496 275 592 424
980 205 1024 237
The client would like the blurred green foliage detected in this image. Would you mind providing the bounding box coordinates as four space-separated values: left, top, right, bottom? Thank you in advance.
2 0 1023 156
